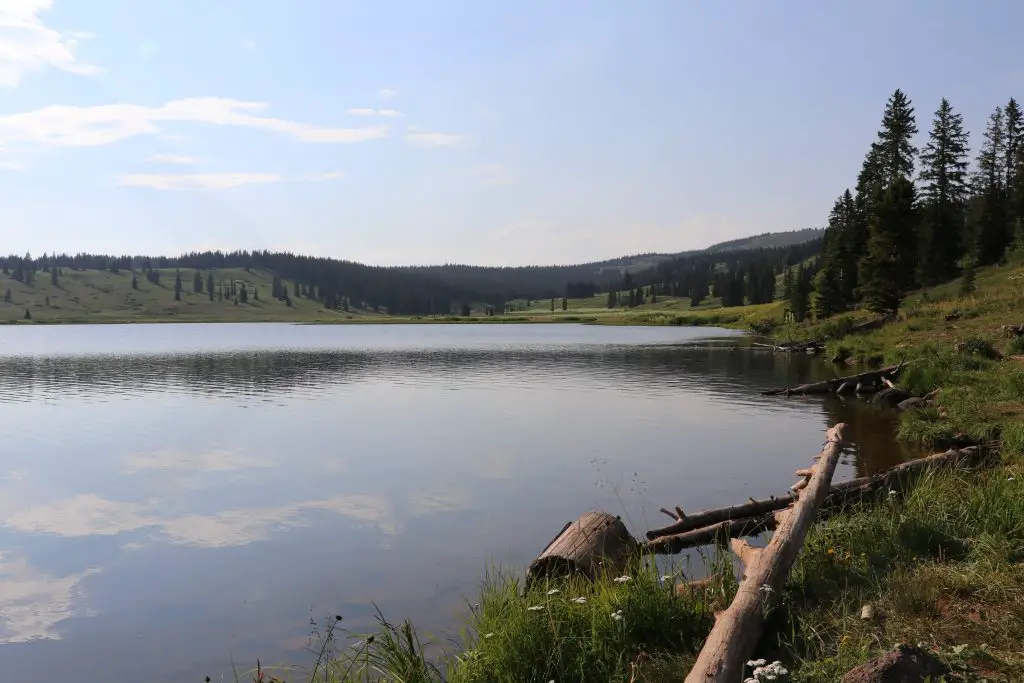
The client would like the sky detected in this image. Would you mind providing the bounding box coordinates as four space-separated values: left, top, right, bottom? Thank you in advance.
0 0 1022 267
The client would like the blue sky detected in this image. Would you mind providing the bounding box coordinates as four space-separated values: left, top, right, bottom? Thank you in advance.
0 0 1021 266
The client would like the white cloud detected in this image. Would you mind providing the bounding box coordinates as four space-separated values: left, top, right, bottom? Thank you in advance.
117 172 283 191
406 129 465 148
145 154 196 165
0 552 98 643
471 163 516 186
0 97 390 148
0 0 100 87
347 108 404 118
116 170 344 191
377 87 398 100
123 448 273 472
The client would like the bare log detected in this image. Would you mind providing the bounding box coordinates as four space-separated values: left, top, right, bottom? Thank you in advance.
762 362 905 397
528 511 637 584
683 424 846 683
644 445 984 548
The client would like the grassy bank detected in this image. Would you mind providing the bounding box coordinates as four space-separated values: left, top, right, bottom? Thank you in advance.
242 260 1023 683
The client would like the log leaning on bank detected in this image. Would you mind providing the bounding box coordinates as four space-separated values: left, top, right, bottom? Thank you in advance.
527 511 637 585
682 424 846 683
762 361 906 397
644 444 984 554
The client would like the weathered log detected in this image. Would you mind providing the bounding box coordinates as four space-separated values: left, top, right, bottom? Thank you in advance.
1002 323 1024 338
683 424 846 683
644 445 984 547
762 362 905 397
527 511 637 584
850 316 893 334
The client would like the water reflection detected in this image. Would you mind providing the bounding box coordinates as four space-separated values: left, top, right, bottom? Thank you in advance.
0 324 917 683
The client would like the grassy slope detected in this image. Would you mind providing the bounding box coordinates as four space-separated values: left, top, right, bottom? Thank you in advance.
288 261 1024 683
0 267 386 323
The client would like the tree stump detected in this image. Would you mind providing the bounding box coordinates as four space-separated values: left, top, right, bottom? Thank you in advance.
527 511 636 584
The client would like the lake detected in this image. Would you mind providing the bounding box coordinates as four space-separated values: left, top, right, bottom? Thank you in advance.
0 323 916 682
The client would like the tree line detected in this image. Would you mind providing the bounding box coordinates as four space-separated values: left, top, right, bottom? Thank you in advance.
814 89 1023 318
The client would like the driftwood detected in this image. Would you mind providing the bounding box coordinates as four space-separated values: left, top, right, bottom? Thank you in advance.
645 445 983 552
683 424 846 683
752 340 825 354
527 511 636 584
762 361 905 397
1002 324 1024 338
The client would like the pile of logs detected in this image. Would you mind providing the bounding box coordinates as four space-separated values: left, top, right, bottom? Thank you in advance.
752 340 826 354
528 424 991 681
762 361 906 397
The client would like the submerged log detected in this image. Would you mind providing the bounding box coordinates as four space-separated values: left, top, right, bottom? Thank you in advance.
762 362 905 397
645 445 984 551
527 511 636 584
683 424 846 683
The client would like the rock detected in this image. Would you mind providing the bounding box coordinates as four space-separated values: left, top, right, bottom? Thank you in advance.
841 644 948 683
859 603 875 620
897 397 926 411
872 387 912 408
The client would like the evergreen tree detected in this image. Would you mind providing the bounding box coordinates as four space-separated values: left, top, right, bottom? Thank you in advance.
207 272 215 295
550 298 554 312
917 98 970 283
193 270 203 293
875 89 918 183
972 106 1009 264
218 286 224 302
561 296 567 311
606 289 617 308
958 258 977 298
1005 98 1022 190
253 288 259 301
24 308 31 320
1006 100 1024 249
51 267 58 286
789 265 812 322
782 267 794 302
174 270 183 301
859 177 918 316
131 274 138 290
239 286 248 304
282 285 289 300
3 288 10 303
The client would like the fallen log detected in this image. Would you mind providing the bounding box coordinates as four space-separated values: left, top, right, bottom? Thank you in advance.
762 361 905 397
850 316 893 334
1002 324 1024 338
527 511 636 585
683 424 846 683
644 445 983 548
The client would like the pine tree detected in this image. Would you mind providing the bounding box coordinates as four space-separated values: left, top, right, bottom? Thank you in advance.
875 89 919 183
782 267 794 302
1005 98 1022 190
174 270 183 301
193 270 203 293
239 286 248 304
550 298 555 312
859 177 918 316
958 258 977 298
606 289 617 308
1006 99 1024 250
218 286 224 302
972 106 1009 265
24 308 31 320
788 265 812 322
131 274 138 290
3 288 10 303
917 98 970 283
51 268 58 286
561 296 567 311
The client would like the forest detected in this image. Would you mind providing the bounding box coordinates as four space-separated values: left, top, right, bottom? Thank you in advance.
812 90 1024 319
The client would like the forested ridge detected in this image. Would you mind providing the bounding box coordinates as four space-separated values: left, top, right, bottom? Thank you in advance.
1 231 822 316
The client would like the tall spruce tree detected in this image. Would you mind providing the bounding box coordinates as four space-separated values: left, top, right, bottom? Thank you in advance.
174 270 183 301
972 106 1009 264
917 98 970 283
1005 99 1024 250
876 89 919 183
859 177 918 316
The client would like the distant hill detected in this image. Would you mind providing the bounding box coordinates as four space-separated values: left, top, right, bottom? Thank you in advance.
702 228 825 253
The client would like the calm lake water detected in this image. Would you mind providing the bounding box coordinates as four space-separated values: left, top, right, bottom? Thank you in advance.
0 323 916 682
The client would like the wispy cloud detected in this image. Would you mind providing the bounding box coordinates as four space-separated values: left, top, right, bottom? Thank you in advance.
406 128 465 148
0 0 100 87
117 170 343 191
146 154 196 165
347 108 404 118
0 98 390 148
471 163 516 186
377 87 398 100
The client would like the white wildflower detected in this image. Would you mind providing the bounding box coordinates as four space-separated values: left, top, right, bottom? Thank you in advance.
527 605 544 612
611 609 624 622
483 632 494 639
571 597 587 604
1008 475 1015 481
613 575 631 583
546 588 560 595
758 584 774 596
746 659 767 667
888 489 897 496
